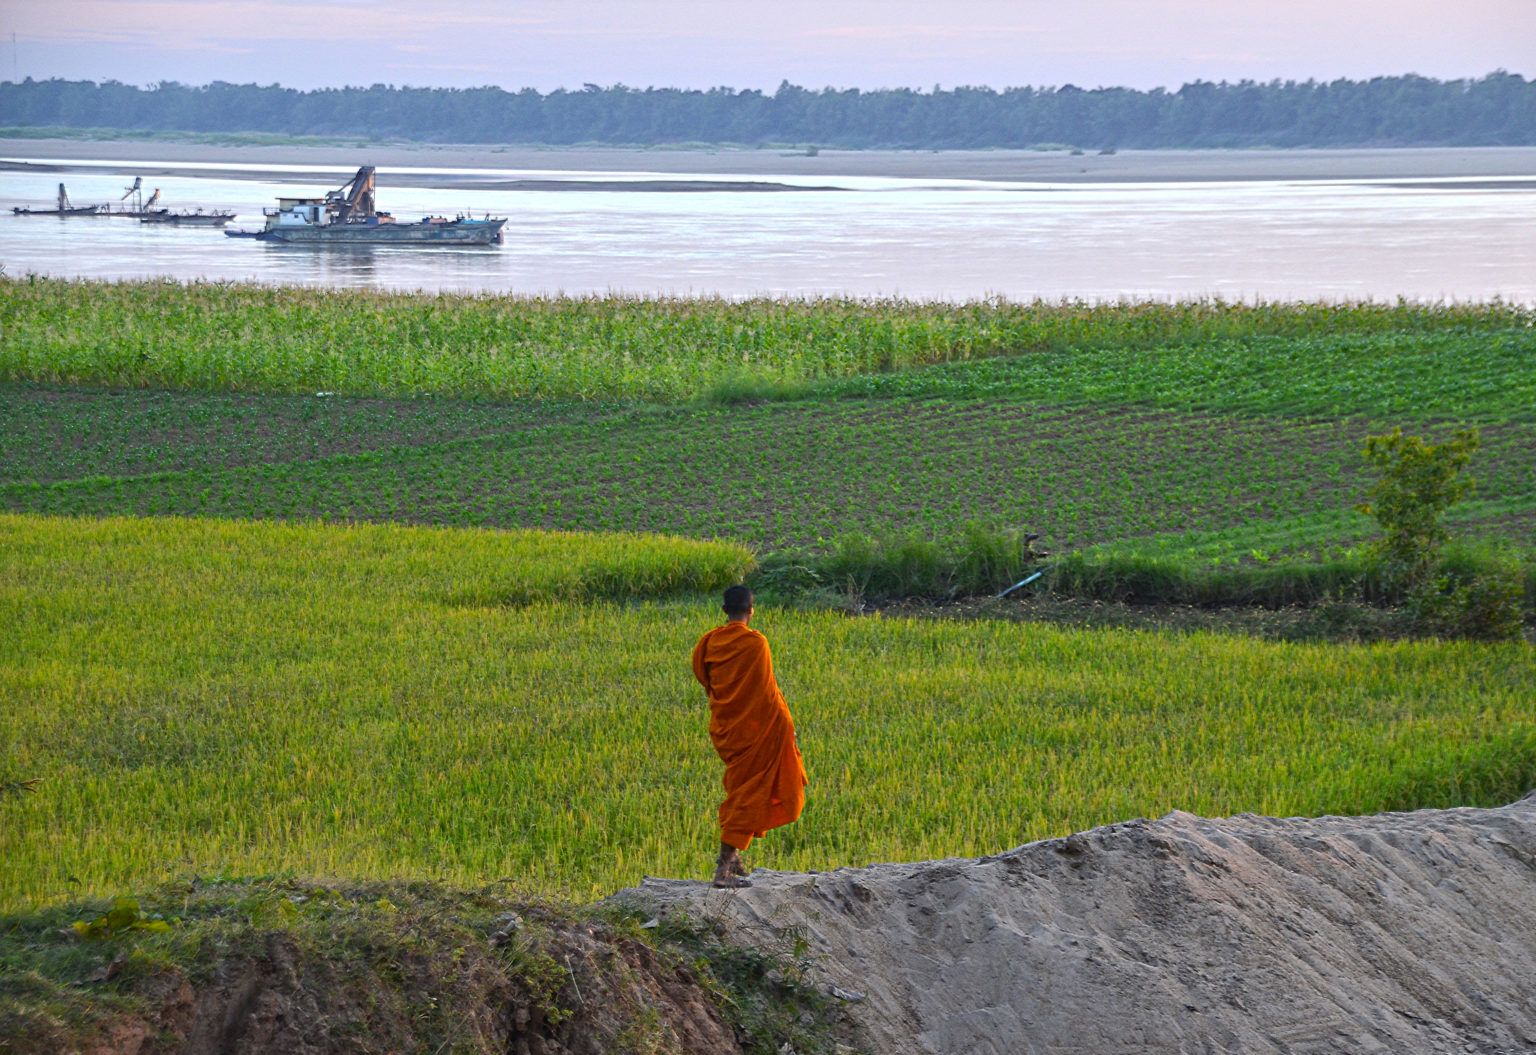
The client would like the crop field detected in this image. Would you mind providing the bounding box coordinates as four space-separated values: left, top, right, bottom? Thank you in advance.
0 385 613 484
3 513 1533 908
4 277 1535 406
5 281 1535 572
2 282 1533 918
4 385 1534 556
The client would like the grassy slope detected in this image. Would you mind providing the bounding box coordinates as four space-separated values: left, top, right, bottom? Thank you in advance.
3 513 1533 908
0 877 848 1055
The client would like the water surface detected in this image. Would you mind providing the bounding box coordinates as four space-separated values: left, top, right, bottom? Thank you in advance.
3 157 1534 301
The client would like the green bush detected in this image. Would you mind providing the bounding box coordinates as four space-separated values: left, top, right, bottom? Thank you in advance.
1358 427 1480 586
1351 427 1525 639
1400 567 1526 641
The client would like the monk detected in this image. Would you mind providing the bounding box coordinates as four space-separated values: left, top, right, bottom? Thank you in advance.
691 585 807 889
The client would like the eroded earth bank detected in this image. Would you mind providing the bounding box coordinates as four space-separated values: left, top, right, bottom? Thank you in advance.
626 793 1536 1054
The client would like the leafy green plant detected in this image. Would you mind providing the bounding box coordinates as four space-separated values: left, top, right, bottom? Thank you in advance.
1358 427 1481 586
71 898 173 941
1353 427 1525 638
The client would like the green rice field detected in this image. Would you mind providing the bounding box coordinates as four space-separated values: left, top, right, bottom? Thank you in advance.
3 513 1532 908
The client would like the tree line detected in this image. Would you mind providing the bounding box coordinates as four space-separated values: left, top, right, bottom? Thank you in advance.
2 72 1533 149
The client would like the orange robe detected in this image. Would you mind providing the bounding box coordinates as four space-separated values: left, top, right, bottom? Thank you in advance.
692 621 807 851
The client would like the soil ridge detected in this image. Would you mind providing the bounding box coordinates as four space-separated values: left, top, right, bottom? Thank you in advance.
624 793 1536 1054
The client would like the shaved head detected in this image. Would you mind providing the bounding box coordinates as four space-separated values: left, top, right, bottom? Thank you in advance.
723 585 753 619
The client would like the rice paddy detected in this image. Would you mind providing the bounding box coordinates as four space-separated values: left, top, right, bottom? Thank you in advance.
3 513 1532 908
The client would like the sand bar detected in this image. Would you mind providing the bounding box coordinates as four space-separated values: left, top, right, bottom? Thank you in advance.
4 139 1536 183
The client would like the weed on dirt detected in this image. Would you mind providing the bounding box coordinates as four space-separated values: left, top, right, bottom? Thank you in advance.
0 876 859 1055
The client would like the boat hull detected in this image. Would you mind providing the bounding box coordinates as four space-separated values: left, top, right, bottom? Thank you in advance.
251 219 505 245
13 206 104 216
139 212 236 226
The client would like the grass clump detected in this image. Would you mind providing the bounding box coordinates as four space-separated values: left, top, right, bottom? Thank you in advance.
1046 543 1532 620
755 524 1045 607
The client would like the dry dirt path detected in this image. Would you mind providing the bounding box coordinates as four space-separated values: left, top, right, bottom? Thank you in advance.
624 794 1536 1054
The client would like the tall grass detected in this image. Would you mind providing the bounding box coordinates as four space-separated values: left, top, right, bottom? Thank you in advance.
1047 529 1534 614
3 513 1533 907
4 277 1533 406
755 525 1043 602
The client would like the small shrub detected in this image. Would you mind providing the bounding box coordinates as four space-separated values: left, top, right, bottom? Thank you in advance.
1400 568 1526 642
1285 595 1389 642
1357 426 1480 588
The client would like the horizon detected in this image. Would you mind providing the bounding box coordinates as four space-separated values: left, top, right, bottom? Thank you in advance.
5 69 1533 95
2 1 1531 96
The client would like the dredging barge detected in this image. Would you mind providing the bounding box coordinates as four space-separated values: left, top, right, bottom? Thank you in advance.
12 183 105 216
227 165 505 245
115 177 235 226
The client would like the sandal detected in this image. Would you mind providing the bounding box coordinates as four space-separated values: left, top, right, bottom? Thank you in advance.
712 851 753 888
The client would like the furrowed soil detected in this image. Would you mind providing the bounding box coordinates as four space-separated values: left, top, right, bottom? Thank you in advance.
4 384 1534 553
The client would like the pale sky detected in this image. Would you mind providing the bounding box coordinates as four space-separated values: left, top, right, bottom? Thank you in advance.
2 0 1532 92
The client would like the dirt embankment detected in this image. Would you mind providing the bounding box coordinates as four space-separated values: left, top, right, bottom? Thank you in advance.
17 913 746 1055
29 795 1536 1054
627 794 1536 1054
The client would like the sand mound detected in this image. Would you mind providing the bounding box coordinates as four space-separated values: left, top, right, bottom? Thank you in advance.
625 794 1536 1054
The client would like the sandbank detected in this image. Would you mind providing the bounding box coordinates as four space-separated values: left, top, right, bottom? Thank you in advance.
4 138 1536 184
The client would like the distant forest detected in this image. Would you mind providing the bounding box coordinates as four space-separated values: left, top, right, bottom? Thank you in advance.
2 73 1534 148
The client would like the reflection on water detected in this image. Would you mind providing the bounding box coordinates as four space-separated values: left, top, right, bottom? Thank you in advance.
253 242 383 286
2 159 1535 302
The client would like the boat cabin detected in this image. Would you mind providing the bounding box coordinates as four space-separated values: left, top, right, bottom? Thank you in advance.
263 197 399 231
261 166 396 231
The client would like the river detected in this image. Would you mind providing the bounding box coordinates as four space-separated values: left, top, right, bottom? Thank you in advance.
3 147 1535 302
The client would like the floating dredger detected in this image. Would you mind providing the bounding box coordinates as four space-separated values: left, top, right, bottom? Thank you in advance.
12 183 105 216
226 165 506 244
